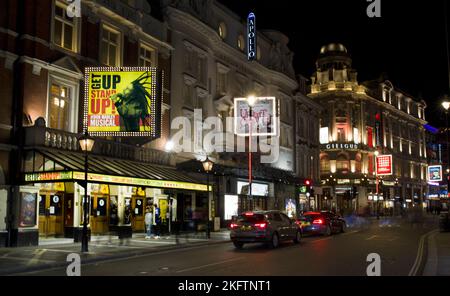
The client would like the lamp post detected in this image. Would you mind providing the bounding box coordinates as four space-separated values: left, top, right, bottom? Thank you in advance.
79 131 95 253
442 100 450 201
202 157 214 239
374 150 380 220
247 95 256 211
165 140 175 234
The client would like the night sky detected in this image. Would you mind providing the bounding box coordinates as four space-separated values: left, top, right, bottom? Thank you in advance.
217 0 450 127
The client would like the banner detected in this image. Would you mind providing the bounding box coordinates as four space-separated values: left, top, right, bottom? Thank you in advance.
84 67 162 137
428 165 443 182
234 97 277 136
376 154 393 176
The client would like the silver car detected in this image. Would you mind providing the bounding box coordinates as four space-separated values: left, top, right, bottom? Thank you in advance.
230 211 301 249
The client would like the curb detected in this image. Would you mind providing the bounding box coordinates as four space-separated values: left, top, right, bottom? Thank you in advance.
2 239 231 276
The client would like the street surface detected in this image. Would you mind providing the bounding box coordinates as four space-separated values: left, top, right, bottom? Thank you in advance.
12 217 438 276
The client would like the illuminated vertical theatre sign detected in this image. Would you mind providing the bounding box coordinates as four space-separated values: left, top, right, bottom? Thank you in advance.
247 12 256 61
84 67 162 138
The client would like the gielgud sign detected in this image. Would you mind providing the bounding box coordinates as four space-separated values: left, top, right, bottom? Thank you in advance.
84 67 162 138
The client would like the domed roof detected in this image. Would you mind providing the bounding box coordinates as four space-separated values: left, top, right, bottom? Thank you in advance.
320 43 348 54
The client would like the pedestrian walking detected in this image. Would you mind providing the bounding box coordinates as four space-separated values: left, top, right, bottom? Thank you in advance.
154 204 161 239
144 206 153 239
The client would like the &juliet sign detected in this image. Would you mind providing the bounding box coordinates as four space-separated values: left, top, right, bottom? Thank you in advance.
322 143 360 150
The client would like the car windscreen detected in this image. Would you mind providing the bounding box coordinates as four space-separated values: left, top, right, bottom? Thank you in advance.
237 214 266 223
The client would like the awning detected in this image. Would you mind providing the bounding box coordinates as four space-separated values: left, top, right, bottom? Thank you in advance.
23 149 209 192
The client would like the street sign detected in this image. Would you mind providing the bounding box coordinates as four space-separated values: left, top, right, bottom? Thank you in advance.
376 154 393 176
428 165 443 182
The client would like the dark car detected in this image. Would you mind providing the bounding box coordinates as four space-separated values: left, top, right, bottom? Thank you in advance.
230 211 302 249
296 211 346 236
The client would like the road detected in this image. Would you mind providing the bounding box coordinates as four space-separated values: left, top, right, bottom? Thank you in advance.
16 218 438 276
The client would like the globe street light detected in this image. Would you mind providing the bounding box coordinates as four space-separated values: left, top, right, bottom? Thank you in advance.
79 131 95 253
202 157 214 239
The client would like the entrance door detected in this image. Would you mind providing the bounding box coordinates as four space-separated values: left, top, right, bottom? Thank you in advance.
132 196 145 232
38 194 64 237
90 195 109 234
64 194 74 235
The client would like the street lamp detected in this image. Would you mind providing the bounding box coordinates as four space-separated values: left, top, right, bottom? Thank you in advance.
374 150 380 220
79 131 95 253
247 95 256 211
442 100 450 200
202 157 214 239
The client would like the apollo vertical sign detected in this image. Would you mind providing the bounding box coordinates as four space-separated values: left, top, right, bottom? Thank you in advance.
247 12 256 61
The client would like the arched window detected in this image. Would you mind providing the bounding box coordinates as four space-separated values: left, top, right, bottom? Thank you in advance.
237 35 245 51
336 154 349 173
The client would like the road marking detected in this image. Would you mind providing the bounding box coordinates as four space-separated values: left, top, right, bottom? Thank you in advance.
409 229 438 276
366 235 378 240
1 255 55 264
175 257 244 273
423 232 438 276
342 230 360 236
36 249 76 253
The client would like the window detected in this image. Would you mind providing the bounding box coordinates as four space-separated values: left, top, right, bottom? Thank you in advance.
183 82 193 107
139 43 155 67
321 155 330 173
217 71 228 96
337 155 349 172
48 82 73 131
100 25 121 66
237 35 245 51
197 56 207 86
218 22 227 39
53 1 79 52
337 128 345 142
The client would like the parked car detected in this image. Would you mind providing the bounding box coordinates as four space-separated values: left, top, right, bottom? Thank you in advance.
230 211 302 249
296 211 346 236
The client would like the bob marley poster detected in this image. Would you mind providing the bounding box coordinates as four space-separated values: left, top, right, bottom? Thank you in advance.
84 67 162 138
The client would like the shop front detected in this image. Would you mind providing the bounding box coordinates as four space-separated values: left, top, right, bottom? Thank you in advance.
20 149 209 245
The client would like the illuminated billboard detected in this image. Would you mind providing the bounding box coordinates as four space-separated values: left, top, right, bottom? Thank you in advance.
428 165 443 182
84 67 162 138
375 154 393 176
234 97 277 137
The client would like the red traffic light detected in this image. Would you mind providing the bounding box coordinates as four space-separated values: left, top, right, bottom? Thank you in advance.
305 180 311 186
375 113 381 121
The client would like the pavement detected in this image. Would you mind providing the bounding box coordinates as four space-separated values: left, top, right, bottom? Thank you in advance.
0 230 231 276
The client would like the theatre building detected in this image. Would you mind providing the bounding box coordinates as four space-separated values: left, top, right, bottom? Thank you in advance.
0 0 212 247
309 43 428 216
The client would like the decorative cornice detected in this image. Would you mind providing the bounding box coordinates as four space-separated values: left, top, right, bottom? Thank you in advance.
20 56 83 80
167 7 298 92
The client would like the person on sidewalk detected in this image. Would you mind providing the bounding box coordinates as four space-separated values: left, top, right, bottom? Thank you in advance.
144 206 153 239
154 204 161 239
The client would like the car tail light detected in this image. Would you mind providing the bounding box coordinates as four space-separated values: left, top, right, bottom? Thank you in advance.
230 223 238 229
254 223 267 229
313 219 324 225
244 212 254 216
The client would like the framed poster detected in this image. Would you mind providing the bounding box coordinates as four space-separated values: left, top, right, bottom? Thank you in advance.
375 154 393 176
84 67 162 138
428 165 443 182
19 192 37 227
234 97 277 136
